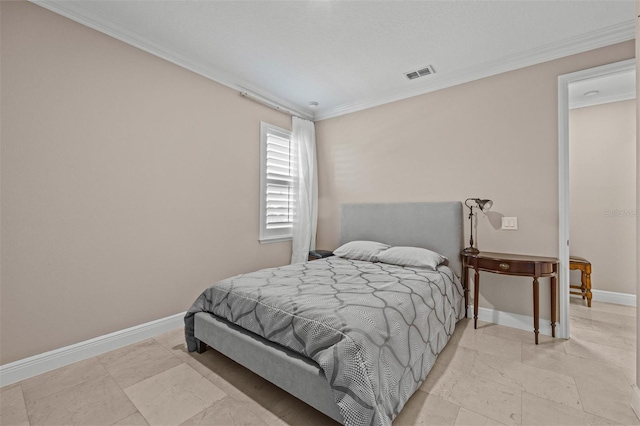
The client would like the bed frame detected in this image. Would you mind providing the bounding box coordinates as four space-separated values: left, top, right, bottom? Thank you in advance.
193 201 464 424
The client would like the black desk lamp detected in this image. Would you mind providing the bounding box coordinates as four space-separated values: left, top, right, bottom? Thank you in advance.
463 198 493 254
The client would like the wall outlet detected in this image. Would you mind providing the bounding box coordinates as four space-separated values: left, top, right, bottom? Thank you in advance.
501 217 518 230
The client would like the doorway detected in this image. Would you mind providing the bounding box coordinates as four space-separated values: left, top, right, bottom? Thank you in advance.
558 58 636 338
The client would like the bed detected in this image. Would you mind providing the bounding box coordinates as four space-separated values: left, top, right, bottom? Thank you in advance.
184 202 465 426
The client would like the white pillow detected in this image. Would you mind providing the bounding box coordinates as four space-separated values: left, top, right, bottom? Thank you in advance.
377 246 447 270
333 240 390 262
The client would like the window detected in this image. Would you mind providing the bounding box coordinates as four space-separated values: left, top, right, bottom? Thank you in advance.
259 122 295 243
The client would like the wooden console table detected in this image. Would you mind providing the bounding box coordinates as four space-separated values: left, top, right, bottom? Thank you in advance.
462 251 559 344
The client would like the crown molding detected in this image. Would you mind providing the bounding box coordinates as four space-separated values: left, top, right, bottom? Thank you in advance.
314 20 635 121
29 0 314 121
30 0 633 123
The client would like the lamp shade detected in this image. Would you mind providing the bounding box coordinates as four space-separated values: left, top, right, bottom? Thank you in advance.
477 199 493 212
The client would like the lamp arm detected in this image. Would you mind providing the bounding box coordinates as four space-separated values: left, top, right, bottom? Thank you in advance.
463 197 491 254
464 198 479 209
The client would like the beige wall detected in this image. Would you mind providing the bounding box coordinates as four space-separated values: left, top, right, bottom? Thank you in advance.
0 1 292 364
316 41 635 319
569 100 636 295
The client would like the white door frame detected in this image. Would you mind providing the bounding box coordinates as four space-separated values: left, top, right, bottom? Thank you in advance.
557 58 635 339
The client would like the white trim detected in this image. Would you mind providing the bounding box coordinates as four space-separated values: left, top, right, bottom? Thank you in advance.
466 306 556 337
571 290 637 307
557 58 636 341
0 312 185 387
259 235 293 244
558 73 571 340
315 21 635 120
30 0 632 123
632 385 640 422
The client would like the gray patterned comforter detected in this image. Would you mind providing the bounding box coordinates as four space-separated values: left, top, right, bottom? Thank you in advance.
184 257 465 426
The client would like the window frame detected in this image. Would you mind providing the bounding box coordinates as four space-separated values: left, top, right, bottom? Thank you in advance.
259 122 294 243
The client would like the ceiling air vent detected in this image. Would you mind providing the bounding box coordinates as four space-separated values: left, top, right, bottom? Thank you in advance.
405 65 435 81
406 71 420 80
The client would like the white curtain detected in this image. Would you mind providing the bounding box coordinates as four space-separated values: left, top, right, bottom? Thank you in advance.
290 116 318 264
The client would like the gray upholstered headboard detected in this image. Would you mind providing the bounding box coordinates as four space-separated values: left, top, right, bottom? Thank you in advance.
339 202 464 277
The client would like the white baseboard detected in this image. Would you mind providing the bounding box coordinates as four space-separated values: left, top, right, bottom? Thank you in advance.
467 289 637 338
588 289 637 307
0 312 186 387
466 305 556 336
632 385 640 421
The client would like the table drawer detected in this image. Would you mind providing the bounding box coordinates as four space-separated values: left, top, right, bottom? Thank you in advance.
476 258 554 276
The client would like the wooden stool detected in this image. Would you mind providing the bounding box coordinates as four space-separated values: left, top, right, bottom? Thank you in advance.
570 256 592 307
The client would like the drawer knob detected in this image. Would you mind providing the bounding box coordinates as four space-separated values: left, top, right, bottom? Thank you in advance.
499 263 510 270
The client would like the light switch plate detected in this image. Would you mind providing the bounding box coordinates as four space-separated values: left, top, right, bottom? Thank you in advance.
502 217 518 230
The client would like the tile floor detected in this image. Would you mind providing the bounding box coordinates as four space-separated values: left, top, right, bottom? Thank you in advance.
1 298 637 426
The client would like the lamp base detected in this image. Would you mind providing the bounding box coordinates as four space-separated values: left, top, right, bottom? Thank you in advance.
463 247 480 255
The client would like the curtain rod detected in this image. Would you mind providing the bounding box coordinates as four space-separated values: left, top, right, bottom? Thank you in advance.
239 91 310 120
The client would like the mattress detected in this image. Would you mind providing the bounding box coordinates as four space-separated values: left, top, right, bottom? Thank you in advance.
185 256 464 426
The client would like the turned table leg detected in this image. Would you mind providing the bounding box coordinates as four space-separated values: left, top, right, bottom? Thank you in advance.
533 277 539 345
550 275 557 338
463 264 469 318
474 269 480 329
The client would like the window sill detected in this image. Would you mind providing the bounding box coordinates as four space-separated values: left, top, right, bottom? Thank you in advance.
259 236 292 244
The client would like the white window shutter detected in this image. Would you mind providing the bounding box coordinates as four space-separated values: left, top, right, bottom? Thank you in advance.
259 123 294 242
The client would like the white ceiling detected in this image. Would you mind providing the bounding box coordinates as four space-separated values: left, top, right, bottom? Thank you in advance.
34 0 635 120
